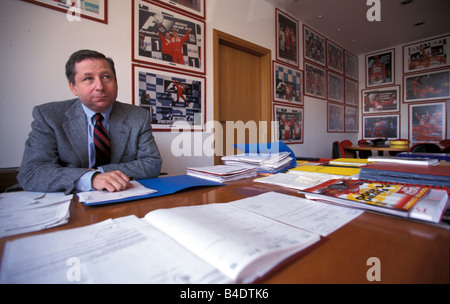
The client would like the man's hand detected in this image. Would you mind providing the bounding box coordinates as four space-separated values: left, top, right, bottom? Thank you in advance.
92 171 132 192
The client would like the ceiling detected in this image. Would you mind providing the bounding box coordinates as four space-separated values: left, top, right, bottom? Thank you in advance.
266 0 450 55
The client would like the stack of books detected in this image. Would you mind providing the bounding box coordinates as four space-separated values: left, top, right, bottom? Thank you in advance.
359 162 450 189
221 152 294 174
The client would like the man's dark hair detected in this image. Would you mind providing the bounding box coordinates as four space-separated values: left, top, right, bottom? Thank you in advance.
65 50 116 84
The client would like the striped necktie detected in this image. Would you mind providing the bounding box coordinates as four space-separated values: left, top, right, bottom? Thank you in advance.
93 113 110 168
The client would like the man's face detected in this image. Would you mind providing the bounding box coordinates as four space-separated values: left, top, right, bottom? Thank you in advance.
69 58 118 113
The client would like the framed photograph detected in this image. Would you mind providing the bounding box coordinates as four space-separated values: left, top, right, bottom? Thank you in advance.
155 0 205 19
345 51 358 80
404 69 450 102
274 104 304 144
304 25 326 66
304 62 326 99
327 71 344 103
345 79 358 106
403 35 450 74
132 64 206 131
327 102 345 133
409 102 446 143
276 9 299 68
366 49 395 87
133 0 205 74
22 0 107 23
363 114 400 140
327 40 343 73
345 106 359 133
273 61 303 105
362 85 400 114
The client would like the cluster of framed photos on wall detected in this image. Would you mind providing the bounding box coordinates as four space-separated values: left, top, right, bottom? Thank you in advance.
362 35 449 143
132 0 206 131
274 9 360 145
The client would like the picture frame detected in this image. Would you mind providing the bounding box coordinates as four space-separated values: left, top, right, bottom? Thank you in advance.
403 35 450 74
327 71 344 103
363 114 400 140
404 69 450 103
304 25 326 66
327 102 345 133
133 0 205 75
276 8 299 68
409 102 446 143
366 48 395 87
304 62 326 99
362 85 400 114
22 0 108 24
345 78 358 106
345 106 359 133
345 50 358 80
273 61 303 106
155 0 205 19
327 40 344 74
274 104 304 144
132 64 206 131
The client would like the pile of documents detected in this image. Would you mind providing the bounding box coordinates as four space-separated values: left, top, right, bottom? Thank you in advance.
186 165 257 183
0 191 72 238
221 152 294 173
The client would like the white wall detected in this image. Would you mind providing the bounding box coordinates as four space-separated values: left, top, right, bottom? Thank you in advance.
1 0 447 175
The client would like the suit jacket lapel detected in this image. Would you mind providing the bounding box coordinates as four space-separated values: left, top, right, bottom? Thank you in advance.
109 104 131 163
63 100 90 168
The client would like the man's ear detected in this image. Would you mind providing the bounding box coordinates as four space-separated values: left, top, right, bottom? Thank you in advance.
69 81 78 96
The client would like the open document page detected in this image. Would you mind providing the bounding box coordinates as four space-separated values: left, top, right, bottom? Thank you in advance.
0 215 229 284
144 203 320 283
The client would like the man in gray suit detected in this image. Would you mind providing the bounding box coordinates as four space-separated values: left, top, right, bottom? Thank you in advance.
18 50 162 194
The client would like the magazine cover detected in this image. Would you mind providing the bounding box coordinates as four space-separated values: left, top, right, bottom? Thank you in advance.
306 179 430 211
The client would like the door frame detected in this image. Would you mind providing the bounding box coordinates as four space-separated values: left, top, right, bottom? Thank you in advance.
213 29 272 162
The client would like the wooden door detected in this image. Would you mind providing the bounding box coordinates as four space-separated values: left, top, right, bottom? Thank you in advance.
213 30 271 165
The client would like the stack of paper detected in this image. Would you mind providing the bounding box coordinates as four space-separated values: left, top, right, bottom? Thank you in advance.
222 152 294 173
186 165 257 183
0 191 72 238
367 156 439 165
328 158 368 167
256 171 351 190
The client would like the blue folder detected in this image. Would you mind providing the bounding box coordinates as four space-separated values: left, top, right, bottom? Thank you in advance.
81 174 224 206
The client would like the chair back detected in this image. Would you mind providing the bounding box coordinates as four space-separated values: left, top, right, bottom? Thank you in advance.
408 143 442 153
332 141 345 158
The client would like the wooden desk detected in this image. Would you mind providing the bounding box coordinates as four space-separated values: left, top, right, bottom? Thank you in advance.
344 144 409 156
1 178 449 284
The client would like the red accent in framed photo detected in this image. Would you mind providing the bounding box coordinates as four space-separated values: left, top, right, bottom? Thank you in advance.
345 106 359 133
132 64 206 132
408 101 447 143
362 85 400 114
365 48 395 88
275 8 299 68
362 114 400 140
327 40 344 74
273 103 304 144
345 50 358 81
132 0 205 75
273 61 303 106
327 102 344 133
304 25 326 66
403 69 450 103
304 61 326 100
403 35 450 74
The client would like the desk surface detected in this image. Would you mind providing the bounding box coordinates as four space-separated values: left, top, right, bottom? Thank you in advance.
1 178 449 284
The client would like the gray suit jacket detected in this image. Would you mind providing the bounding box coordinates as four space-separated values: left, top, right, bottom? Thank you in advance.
17 99 162 194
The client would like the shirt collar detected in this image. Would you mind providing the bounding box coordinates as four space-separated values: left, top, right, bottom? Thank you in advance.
80 102 113 124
